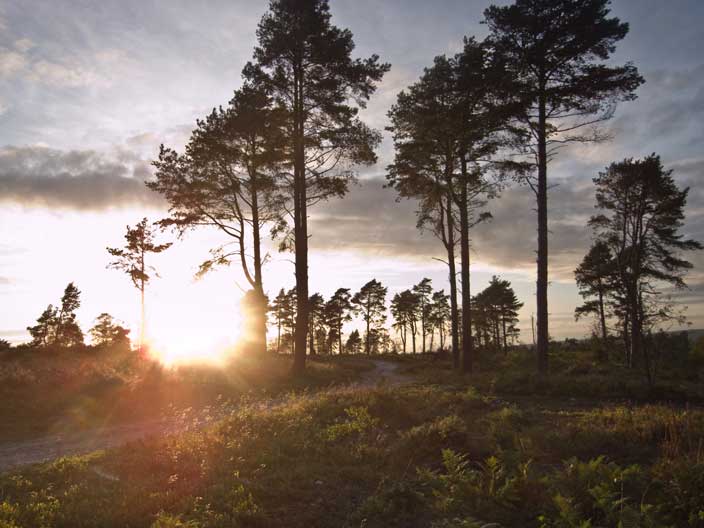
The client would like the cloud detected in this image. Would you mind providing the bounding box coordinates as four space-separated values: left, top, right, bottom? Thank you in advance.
309 175 596 281
0 146 164 211
13 38 34 53
309 177 441 258
0 47 27 76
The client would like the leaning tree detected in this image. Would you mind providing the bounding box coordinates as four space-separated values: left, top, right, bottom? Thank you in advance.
244 0 389 373
484 0 643 374
150 83 286 355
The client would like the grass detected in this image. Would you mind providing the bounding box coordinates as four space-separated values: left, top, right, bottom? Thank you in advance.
1 350 704 527
1 349 704 526
398 347 704 403
0 349 373 443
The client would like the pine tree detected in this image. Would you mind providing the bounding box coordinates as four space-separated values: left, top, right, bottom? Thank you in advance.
27 304 58 348
484 0 644 374
575 240 615 358
351 280 388 355
345 330 362 355
107 219 171 355
308 293 325 356
390 290 421 354
323 288 352 355
412 278 433 353
246 0 389 374
589 154 702 383
89 313 131 348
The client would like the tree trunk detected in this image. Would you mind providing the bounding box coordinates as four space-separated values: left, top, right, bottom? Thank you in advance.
292 67 308 375
502 318 507 355
421 301 426 354
623 312 631 367
365 309 371 355
251 186 268 356
447 192 460 369
459 164 473 373
139 243 146 357
598 289 608 362
139 282 145 357
536 92 549 375
308 318 315 356
338 321 343 355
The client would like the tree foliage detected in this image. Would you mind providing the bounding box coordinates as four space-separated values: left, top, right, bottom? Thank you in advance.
107 218 171 353
246 0 389 372
89 313 131 348
589 154 702 382
27 283 84 348
484 0 644 374
351 279 388 355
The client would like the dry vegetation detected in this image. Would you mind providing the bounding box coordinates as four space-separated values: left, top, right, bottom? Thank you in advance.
1 351 703 527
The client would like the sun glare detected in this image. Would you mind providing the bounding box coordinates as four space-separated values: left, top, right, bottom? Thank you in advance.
145 312 244 367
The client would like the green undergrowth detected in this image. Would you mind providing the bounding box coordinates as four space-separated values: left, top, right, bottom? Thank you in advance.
1 378 703 527
397 349 704 403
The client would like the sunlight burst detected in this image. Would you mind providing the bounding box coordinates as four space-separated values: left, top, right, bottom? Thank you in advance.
146 312 243 367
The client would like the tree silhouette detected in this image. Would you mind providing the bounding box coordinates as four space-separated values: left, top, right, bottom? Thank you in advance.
574 240 615 358
150 84 285 355
27 304 57 348
589 154 702 383
89 313 130 348
473 277 522 352
307 293 325 356
390 289 420 354
277 288 297 354
352 279 388 355
323 288 352 355
246 0 389 373
345 330 362 355
28 283 84 348
387 55 462 366
430 290 451 353
55 282 83 348
484 0 644 374
412 278 433 353
452 37 512 372
107 218 171 355
270 288 288 354
387 40 509 369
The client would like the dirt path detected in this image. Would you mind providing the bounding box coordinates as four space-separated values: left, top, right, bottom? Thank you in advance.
0 359 410 473
359 359 412 387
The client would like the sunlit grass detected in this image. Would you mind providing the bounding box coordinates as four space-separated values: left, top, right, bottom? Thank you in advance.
2 379 703 527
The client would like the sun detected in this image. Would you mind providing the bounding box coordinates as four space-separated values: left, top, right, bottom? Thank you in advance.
145 311 244 367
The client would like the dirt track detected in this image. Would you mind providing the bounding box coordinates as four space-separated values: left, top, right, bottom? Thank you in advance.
0 360 410 473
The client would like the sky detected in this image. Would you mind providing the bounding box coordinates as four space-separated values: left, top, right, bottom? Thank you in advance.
1 0 704 352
